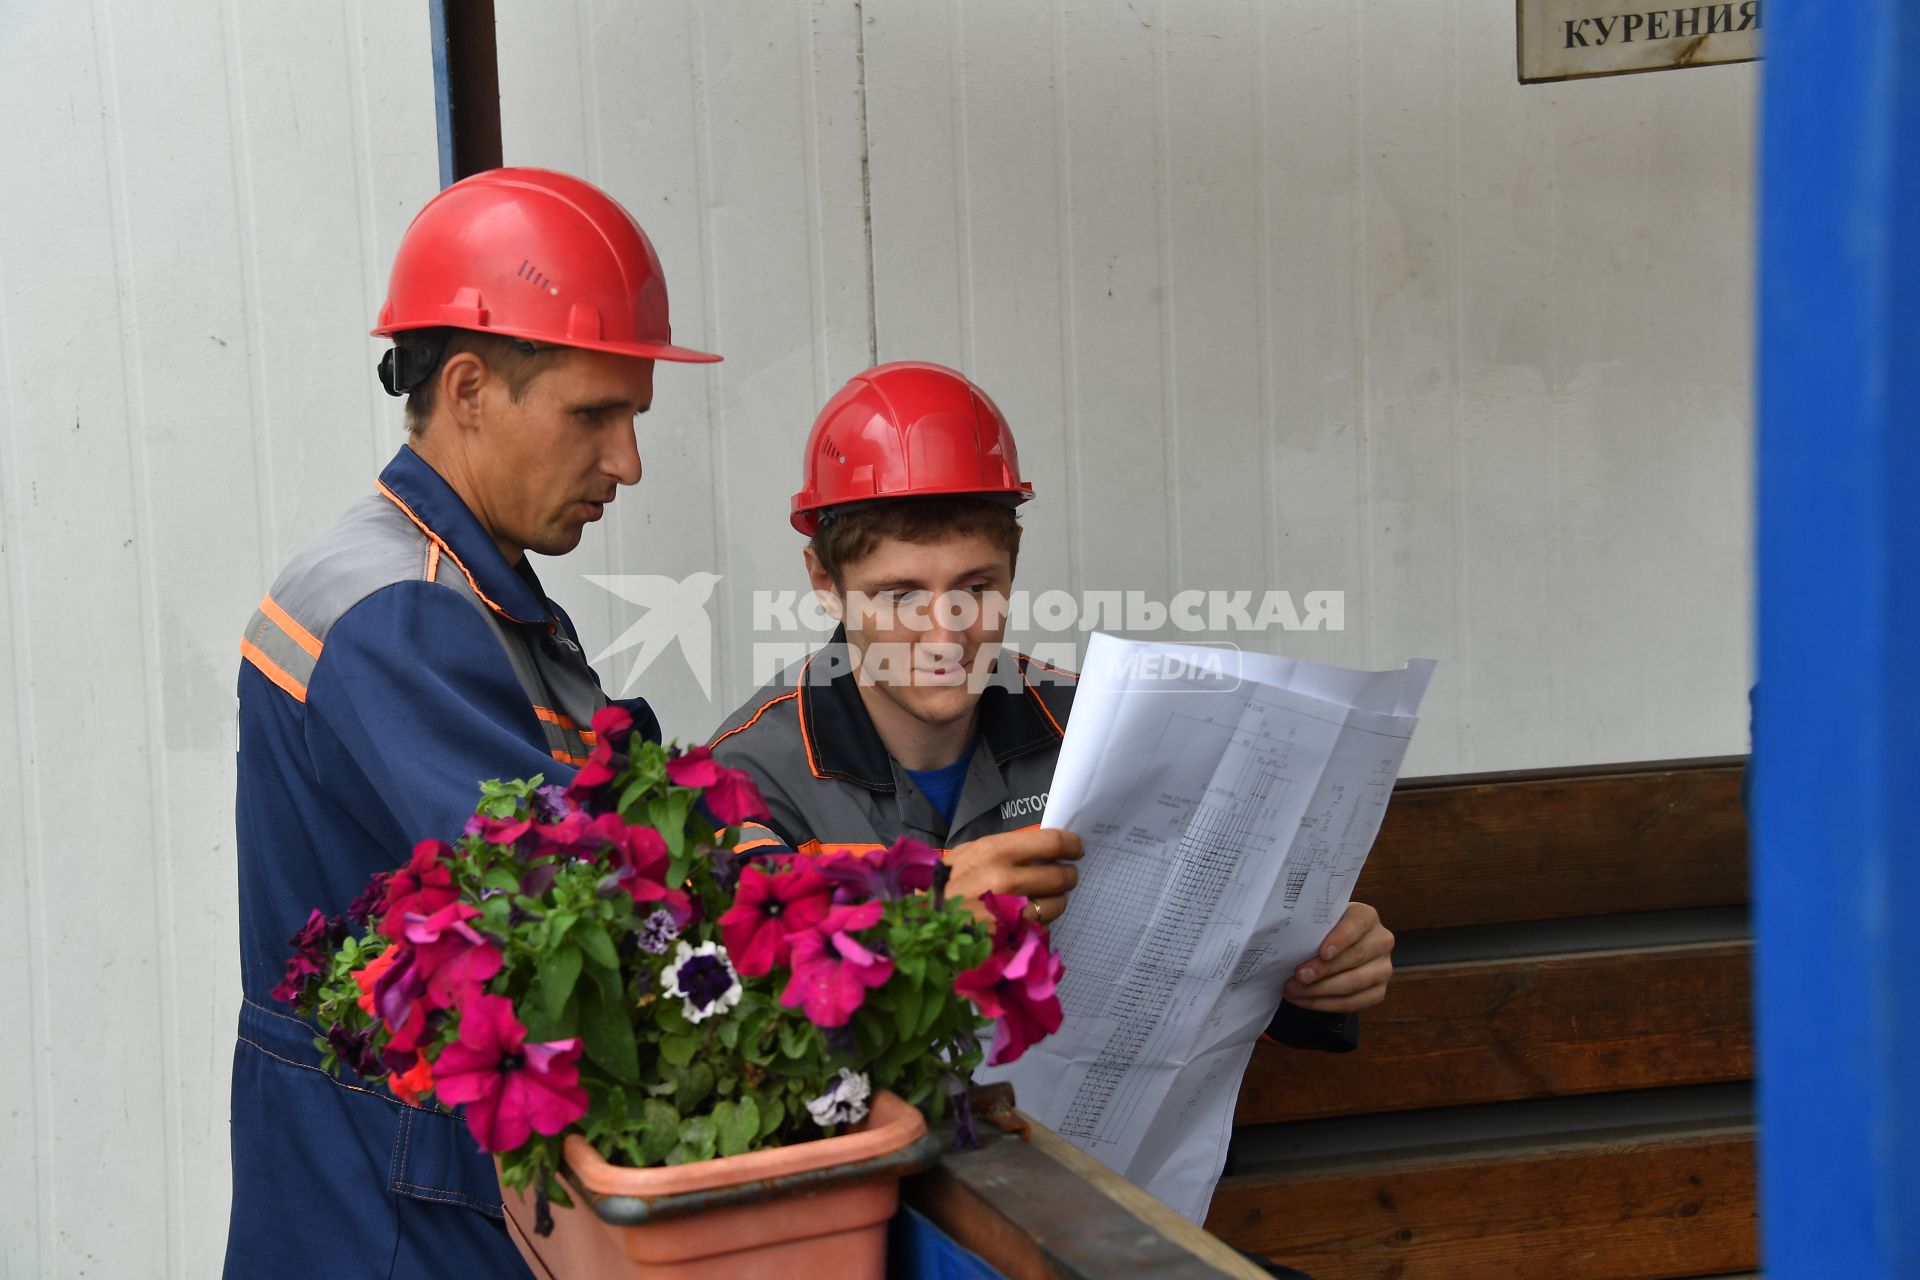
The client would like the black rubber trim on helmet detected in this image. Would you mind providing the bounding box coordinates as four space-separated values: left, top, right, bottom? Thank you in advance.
376 328 540 397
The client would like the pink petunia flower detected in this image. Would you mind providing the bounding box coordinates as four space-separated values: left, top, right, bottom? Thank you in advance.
779 901 893 1027
718 861 832 977
954 910 1064 1066
367 943 433 1054
974 891 1032 947
703 766 771 826
664 745 724 789
663 745 769 825
378 840 459 934
591 814 692 917
402 902 503 1009
432 994 589 1153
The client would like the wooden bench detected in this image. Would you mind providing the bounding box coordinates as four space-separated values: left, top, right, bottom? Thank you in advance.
1206 757 1755 1280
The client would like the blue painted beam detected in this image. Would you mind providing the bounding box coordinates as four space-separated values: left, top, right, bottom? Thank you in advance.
429 0 455 190
1756 1 1920 1276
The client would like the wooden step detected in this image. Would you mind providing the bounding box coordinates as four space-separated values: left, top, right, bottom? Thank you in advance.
1239 941 1753 1124
1358 758 1749 930
1207 1124 1757 1280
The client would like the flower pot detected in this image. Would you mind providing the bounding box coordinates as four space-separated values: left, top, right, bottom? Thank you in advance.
499 1090 940 1279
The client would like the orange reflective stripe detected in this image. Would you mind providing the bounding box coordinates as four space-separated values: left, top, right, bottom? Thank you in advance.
795 656 826 779
375 480 527 621
240 638 308 702
709 690 799 751
794 840 893 858
257 595 322 659
425 542 441 583
533 706 580 730
733 837 785 854
550 749 589 767
580 729 599 746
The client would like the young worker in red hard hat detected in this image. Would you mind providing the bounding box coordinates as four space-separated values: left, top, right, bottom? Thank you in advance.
225 169 718 1278
711 363 1393 1038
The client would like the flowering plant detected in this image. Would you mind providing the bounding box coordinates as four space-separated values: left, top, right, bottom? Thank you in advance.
274 706 1063 1226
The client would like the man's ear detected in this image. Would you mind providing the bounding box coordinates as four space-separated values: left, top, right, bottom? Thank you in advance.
439 351 491 432
803 546 844 622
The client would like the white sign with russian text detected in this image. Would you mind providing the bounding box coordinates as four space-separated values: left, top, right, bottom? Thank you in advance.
1519 0 1762 83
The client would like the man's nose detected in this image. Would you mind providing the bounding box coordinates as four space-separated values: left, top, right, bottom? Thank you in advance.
605 422 642 486
927 591 979 642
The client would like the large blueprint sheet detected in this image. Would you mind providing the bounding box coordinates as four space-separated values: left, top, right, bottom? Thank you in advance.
985 634 1435 1222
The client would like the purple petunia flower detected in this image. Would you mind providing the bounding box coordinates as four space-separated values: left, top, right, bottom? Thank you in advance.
815 838 943 902
663 941 741 1023
326 1024 384 1079
637 910 680 955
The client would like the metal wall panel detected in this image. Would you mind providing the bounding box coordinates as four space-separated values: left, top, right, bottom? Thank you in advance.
849 0 1755 775
498 0 875 742
500 0 1756 776
0 2 436 1273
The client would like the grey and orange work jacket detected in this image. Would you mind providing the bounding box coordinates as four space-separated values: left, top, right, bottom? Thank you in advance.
227 444 658 1278
709 629 1357 1053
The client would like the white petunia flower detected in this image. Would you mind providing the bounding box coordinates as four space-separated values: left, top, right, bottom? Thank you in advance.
806 1068 872 1128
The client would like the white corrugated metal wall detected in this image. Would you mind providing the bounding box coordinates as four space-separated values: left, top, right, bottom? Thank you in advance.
1 1 1754 1272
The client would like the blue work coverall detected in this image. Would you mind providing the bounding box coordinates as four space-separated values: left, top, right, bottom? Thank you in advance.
226 445 658 1277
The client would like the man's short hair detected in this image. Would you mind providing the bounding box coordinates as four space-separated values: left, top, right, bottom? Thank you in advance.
810 495 1023 586
399 328 569 435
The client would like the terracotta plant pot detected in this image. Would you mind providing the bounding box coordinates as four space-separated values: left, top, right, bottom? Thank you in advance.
499 1090 940 1279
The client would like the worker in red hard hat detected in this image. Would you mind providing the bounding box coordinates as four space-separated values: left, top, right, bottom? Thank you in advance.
710 363 1392 1030
225 169 717 1278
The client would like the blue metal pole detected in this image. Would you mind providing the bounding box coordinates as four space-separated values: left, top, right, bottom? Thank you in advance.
429 0 456 189
1756 2 1920 1276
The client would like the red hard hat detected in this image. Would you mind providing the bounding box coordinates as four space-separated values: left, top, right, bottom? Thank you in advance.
791 362 1034 535
372 167 719 363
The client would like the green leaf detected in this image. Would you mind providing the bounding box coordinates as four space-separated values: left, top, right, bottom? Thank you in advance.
668 1115 717 1165
638 1099 681 1165
714 1097 759 1157
572 923 620 972
651 791 697 882
778 1019 813 1060
716 1014 742 1051
481 866 521 895
540 942 584 1021
915 984 947 1038
520 988 576 1042
893 980 924 1040
675 1061 715 1111
756 1095 786 1139
480 895 513 931
659 1033 699 1068
578 981 640 1083
655 997 692 1036
547 910 579 941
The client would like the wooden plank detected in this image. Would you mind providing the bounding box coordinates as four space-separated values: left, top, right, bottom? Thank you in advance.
1207 1126 1756 1280
1238 941 1752 1124
905 1117 1266 1280
1358 760 1749 931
